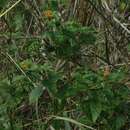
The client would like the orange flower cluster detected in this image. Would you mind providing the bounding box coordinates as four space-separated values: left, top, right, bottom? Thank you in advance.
43 10 53 18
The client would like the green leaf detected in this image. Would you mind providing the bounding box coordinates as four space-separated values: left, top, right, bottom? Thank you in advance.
111 115 126 130
108 69 125 82
29 86 45 104
119 2 127 12
90 101 102 123
42 71 60 95
50 0 58 11
0 0 8 8
115 115 126 130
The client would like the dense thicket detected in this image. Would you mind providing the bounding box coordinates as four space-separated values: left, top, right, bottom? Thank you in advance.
0 0 130 130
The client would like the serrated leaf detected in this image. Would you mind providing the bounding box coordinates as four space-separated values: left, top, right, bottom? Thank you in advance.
115 115 126 130
90 102 102 123
111 115 126 130
29 86 45 104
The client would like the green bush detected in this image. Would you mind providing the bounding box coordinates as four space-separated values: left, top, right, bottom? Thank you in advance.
0 0 130 130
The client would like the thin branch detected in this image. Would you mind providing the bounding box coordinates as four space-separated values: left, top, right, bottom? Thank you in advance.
51 115 96 130
113 16 130 34
3 52 38 88
0 0 22 18
104 25 110 64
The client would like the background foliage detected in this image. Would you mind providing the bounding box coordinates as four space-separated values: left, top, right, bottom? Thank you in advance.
0 0 130 130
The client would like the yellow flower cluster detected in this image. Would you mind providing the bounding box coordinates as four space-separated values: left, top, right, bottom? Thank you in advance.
20 62 29 70
43 10 53 18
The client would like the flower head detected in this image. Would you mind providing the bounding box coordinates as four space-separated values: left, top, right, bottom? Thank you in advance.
43 10 53 19
20 62 30 70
